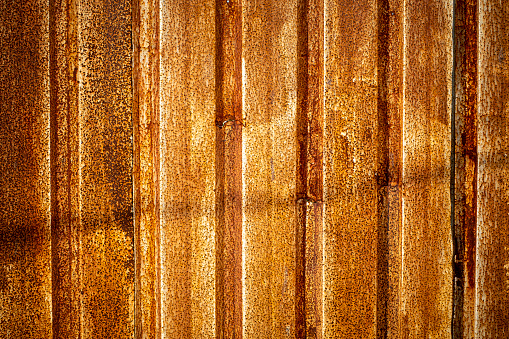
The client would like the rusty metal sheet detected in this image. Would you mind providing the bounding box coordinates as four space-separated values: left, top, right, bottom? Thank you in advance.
3 0 509 337
323 0 379 337
49 0 80 338
133 0 160 336
215 1 243 338
476 0 509 336
400 0 453 337
156 0 216 337
76 0 134 337
0 1 51 338
242 1 298 338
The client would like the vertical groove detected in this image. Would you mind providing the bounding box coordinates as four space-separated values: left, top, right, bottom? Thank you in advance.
385 1 405 337
296 0 324 336
49 0 60 334
451 0 459 335
295 0 308 337
452 0 478 336
215 0 243 337
376 0 390 336
132 0 141 336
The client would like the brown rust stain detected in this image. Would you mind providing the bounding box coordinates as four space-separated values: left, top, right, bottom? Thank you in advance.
159 0 193 336
295 0 324 337
4 0 509 337
476 0 509 336
305 201 323 339
0 0 52 337
215 0 243 338
385 0 405 337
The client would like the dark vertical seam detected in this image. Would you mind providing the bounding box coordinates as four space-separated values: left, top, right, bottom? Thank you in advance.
49 0 59 336
451 0 459 337
295 0 308 336
376 0 390 337
131 0 141 335
215 1 243 337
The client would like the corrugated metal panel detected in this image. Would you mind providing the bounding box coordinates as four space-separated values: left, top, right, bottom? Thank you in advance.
1 0 508 338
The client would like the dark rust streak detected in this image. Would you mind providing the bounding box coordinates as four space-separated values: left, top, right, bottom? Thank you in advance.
305 0 324 204
461 0 477 293
453 0 477 336
49 0 61 336
386 0 403 336
295 0 308 336
295 201 306 339
376 0 390 337
296 0 324 336
215 1 243 337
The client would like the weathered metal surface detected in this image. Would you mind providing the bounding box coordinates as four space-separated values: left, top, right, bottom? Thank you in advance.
400 0 453 337
323 0 379 337
159 0 216 337
242 1 298 338
133 0 160 336
381 0 405 337
215 1 243 338
49 0 80 337
0 0 51 338
476 0 509 336
77 0 134 336
297 0 324 337
2 0 509 338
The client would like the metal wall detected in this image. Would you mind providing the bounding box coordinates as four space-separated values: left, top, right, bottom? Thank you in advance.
0 0 507 338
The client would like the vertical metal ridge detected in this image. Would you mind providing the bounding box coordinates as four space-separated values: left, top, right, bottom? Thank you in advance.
215 0 243 337
133 0 161 335
49 0 80 336
476 0 509 334
154 1 161 337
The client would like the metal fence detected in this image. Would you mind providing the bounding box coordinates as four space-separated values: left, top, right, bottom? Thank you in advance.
0 0 508 337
